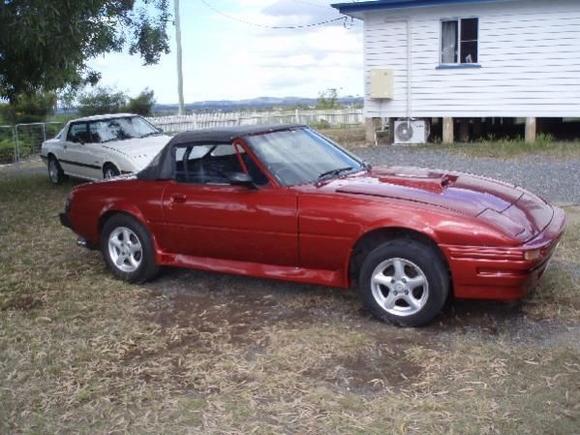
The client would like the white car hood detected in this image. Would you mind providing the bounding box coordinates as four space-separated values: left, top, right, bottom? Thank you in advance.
101 135 172 170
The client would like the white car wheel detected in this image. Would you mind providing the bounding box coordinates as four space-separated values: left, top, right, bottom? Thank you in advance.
103 164 120 179
48 157 65 185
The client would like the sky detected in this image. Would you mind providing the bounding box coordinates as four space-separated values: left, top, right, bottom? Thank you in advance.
88 0 364 104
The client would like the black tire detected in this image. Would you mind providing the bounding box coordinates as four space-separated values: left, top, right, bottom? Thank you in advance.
103 163 120 179
359 238 449 327
101 214 159 283
47 155 67 185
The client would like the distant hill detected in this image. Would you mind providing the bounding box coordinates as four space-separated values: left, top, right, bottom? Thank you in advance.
153 96 363 114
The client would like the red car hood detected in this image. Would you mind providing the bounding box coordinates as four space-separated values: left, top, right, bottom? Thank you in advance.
333 166 553 241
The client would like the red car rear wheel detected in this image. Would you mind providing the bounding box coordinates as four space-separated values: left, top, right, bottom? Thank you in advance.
101 214 159 283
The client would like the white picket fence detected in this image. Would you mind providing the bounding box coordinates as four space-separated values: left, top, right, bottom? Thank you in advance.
147 108 364 133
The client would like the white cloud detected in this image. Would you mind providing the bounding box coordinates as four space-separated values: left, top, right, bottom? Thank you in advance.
89 0 363 103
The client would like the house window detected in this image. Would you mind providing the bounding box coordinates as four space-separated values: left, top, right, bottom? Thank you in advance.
441 18 479 64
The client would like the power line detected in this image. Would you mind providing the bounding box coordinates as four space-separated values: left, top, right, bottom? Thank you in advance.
293 0 333 9
198 0 349 30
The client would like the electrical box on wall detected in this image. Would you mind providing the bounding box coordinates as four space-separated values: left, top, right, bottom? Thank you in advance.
370 69 394 99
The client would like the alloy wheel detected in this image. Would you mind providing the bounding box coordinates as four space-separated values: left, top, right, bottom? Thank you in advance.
370 257 429 317
107 226 143 273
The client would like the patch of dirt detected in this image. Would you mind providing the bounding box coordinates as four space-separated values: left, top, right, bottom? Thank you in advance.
145 283 310 343
1 295 43 311
123 269 327 366
304 341 423 395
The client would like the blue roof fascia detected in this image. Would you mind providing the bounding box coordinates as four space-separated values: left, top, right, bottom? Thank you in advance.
332 0 501 15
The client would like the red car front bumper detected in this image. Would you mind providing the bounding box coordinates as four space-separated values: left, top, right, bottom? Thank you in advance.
443 206 567 301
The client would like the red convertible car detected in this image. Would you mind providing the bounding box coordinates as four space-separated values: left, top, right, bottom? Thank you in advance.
59 125 566 326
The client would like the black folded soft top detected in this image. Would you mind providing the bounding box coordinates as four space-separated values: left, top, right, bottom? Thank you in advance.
138 124 305 180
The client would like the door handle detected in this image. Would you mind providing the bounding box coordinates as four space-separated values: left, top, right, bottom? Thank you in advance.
170 194 187 204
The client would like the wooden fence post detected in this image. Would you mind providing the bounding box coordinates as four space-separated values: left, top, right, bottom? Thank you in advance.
525 117 537 143
443 117 454 144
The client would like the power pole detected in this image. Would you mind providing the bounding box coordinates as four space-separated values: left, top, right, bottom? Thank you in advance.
174 0 185 115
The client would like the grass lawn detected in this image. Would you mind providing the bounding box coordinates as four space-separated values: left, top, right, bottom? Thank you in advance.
321 127 580 160
0 173 579 433
320 127 367 148
429 139 580 159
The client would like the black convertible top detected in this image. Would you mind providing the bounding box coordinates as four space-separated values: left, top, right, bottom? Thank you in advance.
138 124 306 180
169 124 305 146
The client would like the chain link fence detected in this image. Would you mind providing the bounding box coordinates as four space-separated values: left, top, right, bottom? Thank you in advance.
0 125 17 164
0 122 64 165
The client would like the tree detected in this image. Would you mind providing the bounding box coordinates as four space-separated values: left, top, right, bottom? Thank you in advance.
316 88 342 110
125 88 156 116
77 87 127 116
0 0 170 101
77 87 156 117
0 91 56 123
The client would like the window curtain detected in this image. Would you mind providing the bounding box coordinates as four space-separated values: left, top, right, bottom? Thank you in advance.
441 21 458 63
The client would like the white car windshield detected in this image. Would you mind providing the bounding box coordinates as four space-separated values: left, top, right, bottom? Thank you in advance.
88 117 160 143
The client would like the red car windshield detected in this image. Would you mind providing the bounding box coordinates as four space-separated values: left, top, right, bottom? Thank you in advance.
247 128 365 186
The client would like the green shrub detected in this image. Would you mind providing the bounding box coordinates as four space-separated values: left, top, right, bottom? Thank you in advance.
310 119 331 129
77 87 128 117
316 88 342 110
0 139 15 163
125 89 155 116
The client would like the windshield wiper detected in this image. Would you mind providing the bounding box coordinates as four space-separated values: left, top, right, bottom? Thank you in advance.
317 166 353 183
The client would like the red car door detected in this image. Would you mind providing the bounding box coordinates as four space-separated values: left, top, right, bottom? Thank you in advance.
159 144 299 266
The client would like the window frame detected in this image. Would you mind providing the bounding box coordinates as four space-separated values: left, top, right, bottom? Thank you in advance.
171 140 272 187
66 122 89 144
173 142 230 185
439 17 480 67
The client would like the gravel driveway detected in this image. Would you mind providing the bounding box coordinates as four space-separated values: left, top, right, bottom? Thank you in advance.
356 147 580 205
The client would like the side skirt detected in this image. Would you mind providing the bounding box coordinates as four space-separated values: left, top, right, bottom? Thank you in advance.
157 252 348 288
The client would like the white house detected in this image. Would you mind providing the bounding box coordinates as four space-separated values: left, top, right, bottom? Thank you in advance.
332 0 580 143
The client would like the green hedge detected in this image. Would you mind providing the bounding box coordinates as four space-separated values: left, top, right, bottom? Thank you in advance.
0 139 15 163
0 138 36 164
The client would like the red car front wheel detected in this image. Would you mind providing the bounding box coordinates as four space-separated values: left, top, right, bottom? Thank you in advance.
359 238 450 327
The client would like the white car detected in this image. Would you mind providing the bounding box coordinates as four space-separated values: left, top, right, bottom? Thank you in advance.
40 113 171 184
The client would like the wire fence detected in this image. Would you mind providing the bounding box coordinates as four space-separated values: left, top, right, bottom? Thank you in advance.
0 122 64 165
147 108 364 134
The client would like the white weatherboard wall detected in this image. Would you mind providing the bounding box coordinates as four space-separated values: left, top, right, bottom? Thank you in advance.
363 0 580 118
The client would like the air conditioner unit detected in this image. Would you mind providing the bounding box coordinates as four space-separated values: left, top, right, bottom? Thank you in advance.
394 120 427 144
